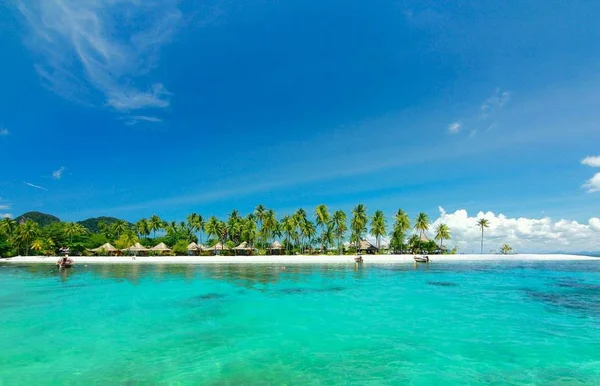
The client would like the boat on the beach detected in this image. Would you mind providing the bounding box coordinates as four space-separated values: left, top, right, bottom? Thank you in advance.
56 257 75 268
414 255 430 263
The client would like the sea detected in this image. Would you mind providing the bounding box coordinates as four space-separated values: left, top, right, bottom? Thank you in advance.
1 260 599 385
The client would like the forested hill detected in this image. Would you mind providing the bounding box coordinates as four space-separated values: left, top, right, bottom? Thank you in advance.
77 217 132 233
14 212 60 226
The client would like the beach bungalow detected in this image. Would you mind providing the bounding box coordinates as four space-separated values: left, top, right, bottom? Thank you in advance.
187 242 200 256
233 241 254 256
205 242 229 255
358 239 378 254
151 242 172 254
122 242 149 256
268 240 284 255
89 243 119 256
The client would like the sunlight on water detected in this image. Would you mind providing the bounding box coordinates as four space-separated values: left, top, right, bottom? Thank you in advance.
1 261 600 384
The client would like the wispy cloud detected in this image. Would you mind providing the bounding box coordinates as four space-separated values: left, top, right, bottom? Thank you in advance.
0 205 10 210
448 122 461 134
481 88 510 118
1 213 12 219
0 127 8 136
583 173 600 193
17 1 182 111
24 182 48 191
52 166 65 180
123 115 164 126
582 155 600 168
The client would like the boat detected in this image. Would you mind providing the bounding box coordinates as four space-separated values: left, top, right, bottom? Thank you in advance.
413 255 429 263
56 257 75 268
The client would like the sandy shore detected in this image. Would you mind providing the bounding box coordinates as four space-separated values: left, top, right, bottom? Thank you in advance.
1 254 597 265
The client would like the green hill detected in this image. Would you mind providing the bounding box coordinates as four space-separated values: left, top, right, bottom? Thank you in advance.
14 211 60 226
77 217 132 233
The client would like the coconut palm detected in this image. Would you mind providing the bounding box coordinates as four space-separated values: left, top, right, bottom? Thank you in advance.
414 212 430 238
477 218 490 254
242 215 257 248
434 224 451 251
204 216 221 244
351 204 368 251
390 209 410 253
31 239 44 254
63 222 87 246
186 213 203 241
111 220 128 239
15 220 39 256
254 205 266 246
500 244 512 254
226 210 243 245
315 204 330 253
294 209 308 253
280 215 295 254
149 214 164 239
122 229 139 247
300 220 317 253
0 217 16 237
261 209 278 247
331 210 347 254
136 218 150 239
370 210 386 250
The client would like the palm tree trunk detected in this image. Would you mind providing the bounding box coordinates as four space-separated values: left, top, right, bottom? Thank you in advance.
480 228 484 254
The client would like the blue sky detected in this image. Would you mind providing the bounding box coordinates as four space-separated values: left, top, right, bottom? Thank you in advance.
1 1 599 247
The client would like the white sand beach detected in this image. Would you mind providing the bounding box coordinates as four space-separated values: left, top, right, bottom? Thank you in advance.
2 254 597 265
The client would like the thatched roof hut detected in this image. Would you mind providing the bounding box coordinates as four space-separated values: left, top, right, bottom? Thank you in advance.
358 239 378 254
419 234 430 242
205 242 229 251
151 242 171 252
123 242 149 252
269 241 283 250
187 242 200 251
233 241 252 251
90 243 118 253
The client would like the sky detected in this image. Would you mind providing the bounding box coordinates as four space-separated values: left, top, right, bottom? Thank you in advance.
0 0 599 252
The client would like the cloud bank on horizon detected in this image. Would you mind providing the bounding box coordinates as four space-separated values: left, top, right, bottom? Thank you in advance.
582 155 600 193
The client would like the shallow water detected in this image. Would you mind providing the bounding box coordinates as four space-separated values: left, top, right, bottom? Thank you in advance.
1 261 600 385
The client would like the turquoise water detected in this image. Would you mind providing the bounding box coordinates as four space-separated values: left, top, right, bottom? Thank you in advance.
1 261 600 385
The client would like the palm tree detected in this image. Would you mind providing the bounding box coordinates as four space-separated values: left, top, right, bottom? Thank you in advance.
281 215 295 254
204 216 221 244
63 222 87 246
315 204 330 253
0 217 16 237
351 204 368 252
301 220 316 253
414 212 430 239
434 224 451 251
15 220 39 255
294 209 308 253
500 243 512 255
123 229 139 247
149 214 163 239
31 239 44 254
254 205 266 246
111 220 128 239
370 210 386 250
226 210 243 245
186 213 203 242
261 209 278 247
242 215 257 249
477 218 490 254
390 209 410 253
331 210 347 254
136 218 150 239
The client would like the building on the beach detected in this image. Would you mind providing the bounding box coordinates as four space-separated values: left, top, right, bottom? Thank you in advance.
187 242 200 256
205 242 229 255
151 242 172 254
268 240 284 255
122 242 149 256
233 241 254 256
89 243 119 256
358 239 378 254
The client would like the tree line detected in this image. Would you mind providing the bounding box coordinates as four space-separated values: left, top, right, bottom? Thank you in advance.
1 205 464 257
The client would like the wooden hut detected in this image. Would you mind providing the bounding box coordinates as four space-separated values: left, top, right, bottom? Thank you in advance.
89 243 119 256
268 240 284 255
151 242 172 254
204 242 229 255
358 239 378 254
122 242 149 256
233 241 254 256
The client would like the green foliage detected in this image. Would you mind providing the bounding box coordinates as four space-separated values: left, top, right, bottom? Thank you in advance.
77 216 130 234
14 212 60 227
172 240 189 255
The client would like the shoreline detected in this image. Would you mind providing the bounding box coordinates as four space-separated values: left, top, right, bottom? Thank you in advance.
1 254 597 265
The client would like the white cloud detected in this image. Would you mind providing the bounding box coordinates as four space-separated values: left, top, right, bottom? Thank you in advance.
430 207 600 253
448 122 461 134
481 89 510 117
582 156 600 168
0 127 8 136
0 204 10 210
17 0 182 111
52 166 65 180
123 115 164 126
583 172 600 193
1 213 12 219
24 182 48 191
